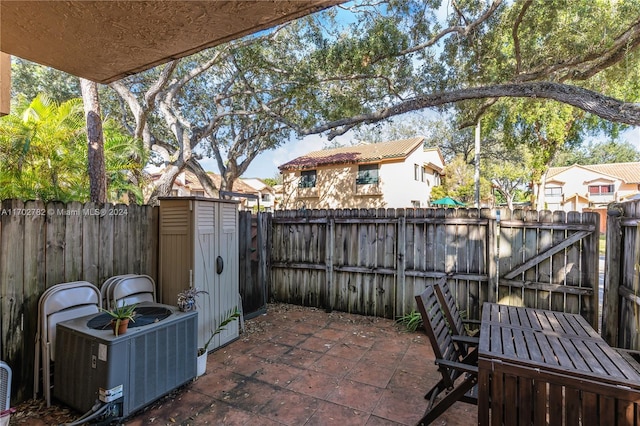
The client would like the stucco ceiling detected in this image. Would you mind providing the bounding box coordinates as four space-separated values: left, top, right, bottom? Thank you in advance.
0 0 341 84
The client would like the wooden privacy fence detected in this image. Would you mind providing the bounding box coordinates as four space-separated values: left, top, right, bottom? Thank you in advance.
0 199 158 402
238 211 269 318
603 199 640 350
270 208 600 327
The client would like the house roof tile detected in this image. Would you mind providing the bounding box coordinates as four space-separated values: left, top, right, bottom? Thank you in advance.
278 137 426 171
547 162 640 184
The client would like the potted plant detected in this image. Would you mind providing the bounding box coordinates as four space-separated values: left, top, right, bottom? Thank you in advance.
103 303 137 336
197 307 241 376
177 287 208 312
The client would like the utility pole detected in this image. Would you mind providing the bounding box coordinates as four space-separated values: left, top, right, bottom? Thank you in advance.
474 118 481 208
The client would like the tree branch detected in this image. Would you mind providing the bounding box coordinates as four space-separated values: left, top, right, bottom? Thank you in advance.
298 82 640 139
399 0 503 56
512 0 533 76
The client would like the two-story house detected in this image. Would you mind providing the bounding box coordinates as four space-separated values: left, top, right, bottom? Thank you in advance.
278 137 445 209
544 162 640 211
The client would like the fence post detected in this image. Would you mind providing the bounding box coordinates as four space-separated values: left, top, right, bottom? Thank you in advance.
486 209 498 304
325 215 334 312
602 203 623 346
396 211 406 317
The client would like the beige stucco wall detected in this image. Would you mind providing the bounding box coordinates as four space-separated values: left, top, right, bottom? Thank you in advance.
545 166 638 211
280 148 444 209
0 53 10 116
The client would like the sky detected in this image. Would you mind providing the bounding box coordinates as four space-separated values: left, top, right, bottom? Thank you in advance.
199 132 354 180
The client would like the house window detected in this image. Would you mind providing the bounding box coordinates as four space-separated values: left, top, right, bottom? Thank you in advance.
588 184 614 195
299 170 317 188
192 190 205 196
422 166 427 182
262 193 271 202
414 164 420 181
170 189 179 196
545 187 562 197
356 164 379 184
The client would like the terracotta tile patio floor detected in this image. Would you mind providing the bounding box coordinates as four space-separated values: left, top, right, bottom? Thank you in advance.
123 304 476 426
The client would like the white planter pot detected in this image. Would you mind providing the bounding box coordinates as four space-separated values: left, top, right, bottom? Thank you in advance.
196 351 207 376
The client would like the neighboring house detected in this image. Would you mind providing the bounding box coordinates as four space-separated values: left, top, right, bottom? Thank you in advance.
151 171 276 211
544 162 640 211
278 137 445 209
232 178 277 212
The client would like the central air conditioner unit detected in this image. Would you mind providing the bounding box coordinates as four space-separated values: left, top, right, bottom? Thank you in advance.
54 304 197 418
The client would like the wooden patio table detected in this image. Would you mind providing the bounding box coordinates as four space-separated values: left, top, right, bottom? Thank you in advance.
478 302 640 426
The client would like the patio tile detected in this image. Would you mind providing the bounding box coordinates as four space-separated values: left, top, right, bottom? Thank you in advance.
326 342 368 360
287 369 341 398
372 387 428 425
298 335 335 353
312 327 350 341
127 388 211 425
258 389 319 425
272 330 309 346
220 352 263 376
191 368 244 396
365 415 405 425
119 303 476 426
279 347 324 368
326 379 384 412
253 360 304 387
306 400 370 426
248 341 291 361
190 399 255 425
360 348 404 369
346 363 395 388
219 378 277 413
311 353 358 377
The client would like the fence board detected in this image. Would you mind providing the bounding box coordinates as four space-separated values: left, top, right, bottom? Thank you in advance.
271 207 598 325
1 200 25 400
1 200 159 402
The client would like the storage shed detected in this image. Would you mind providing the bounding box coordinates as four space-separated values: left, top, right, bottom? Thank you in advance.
158 197 239 351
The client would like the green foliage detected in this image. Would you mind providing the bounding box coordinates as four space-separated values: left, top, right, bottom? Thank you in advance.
11 58 80 103
396 310 423 332
0 94 146 202
554 140 640 166
102 303 137 336
200 307 241 355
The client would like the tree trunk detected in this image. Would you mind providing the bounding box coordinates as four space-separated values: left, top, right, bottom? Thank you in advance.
80 78 107 203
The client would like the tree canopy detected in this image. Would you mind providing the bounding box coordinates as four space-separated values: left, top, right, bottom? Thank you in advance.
6 0 640 205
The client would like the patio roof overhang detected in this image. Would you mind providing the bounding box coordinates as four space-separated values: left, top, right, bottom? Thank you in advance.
0 0 342 115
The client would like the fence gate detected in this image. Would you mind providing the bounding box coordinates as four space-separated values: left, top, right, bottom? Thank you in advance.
496 209 600 328
603 200 640 349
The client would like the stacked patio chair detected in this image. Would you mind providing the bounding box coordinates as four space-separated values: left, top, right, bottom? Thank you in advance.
414 283 478 425
433 277 480 355
101 274 155 309
34 281 101 406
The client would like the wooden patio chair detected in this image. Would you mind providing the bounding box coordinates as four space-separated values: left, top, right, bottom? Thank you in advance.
415 284 478 425
434 277 480 354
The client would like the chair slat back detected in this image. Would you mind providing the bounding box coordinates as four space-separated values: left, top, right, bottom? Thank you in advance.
415 284 462 366
435 278 465 337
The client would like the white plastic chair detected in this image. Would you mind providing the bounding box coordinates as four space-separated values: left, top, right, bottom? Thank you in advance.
34 281 101 406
